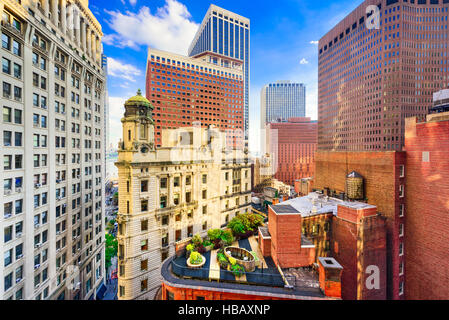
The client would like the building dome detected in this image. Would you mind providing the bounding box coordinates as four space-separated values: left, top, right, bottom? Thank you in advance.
125 89 153 109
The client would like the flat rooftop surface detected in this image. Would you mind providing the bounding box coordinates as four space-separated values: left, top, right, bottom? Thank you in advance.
272 192 376 218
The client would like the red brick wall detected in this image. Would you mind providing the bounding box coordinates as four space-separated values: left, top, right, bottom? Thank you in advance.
404 116 449 299
268 206 315 268
315 151 405 300
332 206 387 300
258 230 271 257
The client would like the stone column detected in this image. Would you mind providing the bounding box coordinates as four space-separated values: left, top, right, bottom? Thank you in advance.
81 19 86 52
51 0 58 25
86 26 92 57
91 31 96 59
75 16 81 48
42 0 50 18
61 0 67 35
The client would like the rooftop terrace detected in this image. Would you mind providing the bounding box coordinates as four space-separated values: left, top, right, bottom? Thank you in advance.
161 236 328 300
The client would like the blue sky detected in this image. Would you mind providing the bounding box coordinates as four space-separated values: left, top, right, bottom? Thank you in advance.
90 0 360 153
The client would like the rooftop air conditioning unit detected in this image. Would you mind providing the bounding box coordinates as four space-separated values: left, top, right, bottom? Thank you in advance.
5 190 11 195
34 243 41 248
35 183 41 188
34 224 40 229
16 188 22 193
4 213 12 219
34 264 40 269
16 232 22 238
16 278 22 283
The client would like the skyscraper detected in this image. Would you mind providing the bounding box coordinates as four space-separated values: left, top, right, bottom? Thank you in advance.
1 0 106 300
318 0 449 152
188 4 250 145
260 81 306 125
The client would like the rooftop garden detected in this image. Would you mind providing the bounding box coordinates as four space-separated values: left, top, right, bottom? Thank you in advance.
183 213 265 277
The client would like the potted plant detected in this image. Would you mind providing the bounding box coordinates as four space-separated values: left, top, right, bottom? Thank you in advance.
189 251 203 265
231 264 245 277
203 240 214 252
192 233 203 248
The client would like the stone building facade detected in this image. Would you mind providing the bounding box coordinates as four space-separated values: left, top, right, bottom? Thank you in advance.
0 0 106 300
115 92 251 300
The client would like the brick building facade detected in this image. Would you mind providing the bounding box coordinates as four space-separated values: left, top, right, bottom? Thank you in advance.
404 112 449 299
314 151 406 299
146 48 245 149
266 118 317 186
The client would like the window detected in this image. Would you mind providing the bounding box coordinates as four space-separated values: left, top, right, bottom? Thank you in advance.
399 204 404 218
3 131 12 146
399 281 404 296
3 106 11 122
119 286 125 297
14 155 22 169
14 109 21 124
4 225 12 243
4 248 13 267
202 205 207 215
141 220 148 232
141 200 148 212
174 177 180 187
186 192 191 203
160 178 167 189
4 272 13 292
399 224 404 237
2 33 10 50
141 259 148 271
141 180 148 192
202 174 207 184
399 185 404 198
141 240 148 251
3 155 12 170
2 57 11 74
4 202 13 218
160 196 167 209
12 40 20 56
173 194 180 206
141 279 148 292
186 176 191 186
399 165 405 178
399 242 404 256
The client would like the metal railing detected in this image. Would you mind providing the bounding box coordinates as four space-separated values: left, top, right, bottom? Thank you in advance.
171 259 286 288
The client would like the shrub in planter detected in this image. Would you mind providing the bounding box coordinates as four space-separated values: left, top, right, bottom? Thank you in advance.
213 239 223 250
186 244 194 252
208 229 222 242
230 264 245 277
190 251 203 265
220 229 235 246
192 233 203 248
197 245 206 254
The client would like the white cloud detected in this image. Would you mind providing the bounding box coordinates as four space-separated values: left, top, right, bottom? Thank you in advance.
103 0 199 55
299 58 309 65
107 57 141 82
310 40 319 45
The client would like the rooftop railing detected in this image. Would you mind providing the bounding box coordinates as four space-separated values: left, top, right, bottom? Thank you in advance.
171 259 286 288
